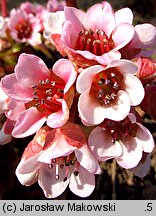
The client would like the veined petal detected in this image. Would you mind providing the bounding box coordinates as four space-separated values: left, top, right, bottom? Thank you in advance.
69 165 95 197
1 74 33 102
124 74 144 106
38 163 69 198
15 53 50 88
12 107 46 138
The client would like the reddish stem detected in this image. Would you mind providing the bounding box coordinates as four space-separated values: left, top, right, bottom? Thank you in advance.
66 0 77 7
1 0 7 17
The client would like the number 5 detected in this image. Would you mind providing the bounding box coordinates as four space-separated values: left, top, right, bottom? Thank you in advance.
146 203 152 211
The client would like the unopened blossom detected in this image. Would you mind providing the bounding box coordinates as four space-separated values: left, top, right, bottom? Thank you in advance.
47 0 66 12
76 59 144 125
135 57 156 85
88 114 155 169
44 1 135 67
1 53 77 138
16 122 100 198
8 8 42 46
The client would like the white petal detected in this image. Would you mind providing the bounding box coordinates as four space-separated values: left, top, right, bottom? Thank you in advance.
124 74 144 106
69 165 95 197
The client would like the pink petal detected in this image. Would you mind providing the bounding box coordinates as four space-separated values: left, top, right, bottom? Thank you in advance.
17 155 40 174
136 123 155 153
47 99 69 128
116 137 143 169
38 163 69 198
15 53 50 88
108 59 138 75
83 2 115 35
15 158 39 186
75 145 101 174
0 123 12 145
6 100 25 121
64 6 85 31
115 8 133 25
129 24 156 48
0 84 9 113
53 59 77 93
69 165 95 197
12 107 46 138
38 133 75 164
112 23 134 51
76 65 104 93
1 74 33 102
124 74 144 106
78 90 130 125
130 154 151 178
88 127 122 161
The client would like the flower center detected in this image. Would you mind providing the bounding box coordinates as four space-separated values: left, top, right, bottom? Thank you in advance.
48 153 79 181
74 29 114 56
25 71 66 115
102 117 138 143
90 69 124 106
16 20 32 40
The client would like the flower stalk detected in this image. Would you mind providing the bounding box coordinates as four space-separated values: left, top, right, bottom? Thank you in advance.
1 0 8 17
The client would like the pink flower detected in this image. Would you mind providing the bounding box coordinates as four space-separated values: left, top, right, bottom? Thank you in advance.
1 53 77 138
135 57 156 85
76 59 144 125
16 123 100 198
8 8 42 46
88 114 155 169
47 0 66 12
44 1 135 67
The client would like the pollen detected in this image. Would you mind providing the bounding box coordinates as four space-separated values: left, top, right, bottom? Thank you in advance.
25 71 66 115
102 117 138 143
90 68 124 106
48 153 79 181
74 29 114 56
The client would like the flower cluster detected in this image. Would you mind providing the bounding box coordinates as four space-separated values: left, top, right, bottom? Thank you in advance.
0 0 156 198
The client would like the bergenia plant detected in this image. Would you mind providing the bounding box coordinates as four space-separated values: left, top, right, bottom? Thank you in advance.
0 0 156 199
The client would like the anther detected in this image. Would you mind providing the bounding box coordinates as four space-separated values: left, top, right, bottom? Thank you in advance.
46 89 52 95
63 177 68 182
55 174 59 180
39 80 45 85
59 164 64 169
51 81 56 86
48 164 53 169
74 171 79 176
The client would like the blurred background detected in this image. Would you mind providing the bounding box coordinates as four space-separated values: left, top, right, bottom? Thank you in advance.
0 0 156 200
